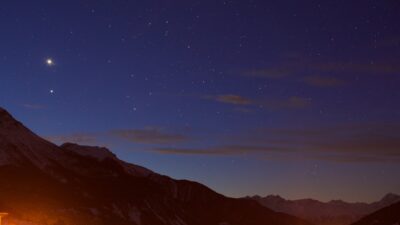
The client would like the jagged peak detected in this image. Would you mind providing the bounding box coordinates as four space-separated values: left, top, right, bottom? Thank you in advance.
60 142 117 161
0 107 23 128
60 142 154 176
0 107 10 115
0 107 45 140
0 107 15 120
265 194 285 201
0 107 62 168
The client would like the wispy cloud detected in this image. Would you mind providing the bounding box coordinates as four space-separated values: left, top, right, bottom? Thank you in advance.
304 76 346 87
312 154 398 163
153 145 287 156
250 123 400 160
313 62 400 75
262 96 311 110
46 122 400 163
111 127 190 144
21 103 46 110
243 67 294 79
149 123 400 163
241 59 399 87
208 94 253 105
206 94 311 110
375 36 400 48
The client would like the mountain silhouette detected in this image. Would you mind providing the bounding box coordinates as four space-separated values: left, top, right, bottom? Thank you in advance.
249 193 400 225
351 201 400 225
0 107 312 225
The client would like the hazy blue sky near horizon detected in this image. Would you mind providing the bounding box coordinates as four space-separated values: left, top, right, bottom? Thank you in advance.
1 0 400 202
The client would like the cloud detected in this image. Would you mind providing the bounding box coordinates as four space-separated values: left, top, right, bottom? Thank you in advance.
206 94 311 110
313 62 400 75
241 59 399 88
46 133 98 145
153 145 289 156
312 154 398 163
254 61 400 77
376 36 400 48
304 76 346 87
262 96 311 110
149 123 400 163
251 123 400 158
21 104 46 109
211 94 253 105
153 147 231 155
243 68 294 79
111 127 189 144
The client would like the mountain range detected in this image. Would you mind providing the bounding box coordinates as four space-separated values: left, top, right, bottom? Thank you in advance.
249 193 400 225
0 107 313 225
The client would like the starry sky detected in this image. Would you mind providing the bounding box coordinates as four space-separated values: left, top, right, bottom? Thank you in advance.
1 0 400 203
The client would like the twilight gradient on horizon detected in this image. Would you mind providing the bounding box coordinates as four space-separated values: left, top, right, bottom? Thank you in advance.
1 0 400 202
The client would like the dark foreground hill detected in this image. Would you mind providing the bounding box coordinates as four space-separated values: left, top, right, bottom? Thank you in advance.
351 201 400 225
0 107 312 225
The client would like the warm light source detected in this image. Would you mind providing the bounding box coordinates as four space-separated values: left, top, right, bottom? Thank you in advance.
0 212 8 225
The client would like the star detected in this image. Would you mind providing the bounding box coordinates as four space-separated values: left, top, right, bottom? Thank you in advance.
49 89 55 94
46 58 54 66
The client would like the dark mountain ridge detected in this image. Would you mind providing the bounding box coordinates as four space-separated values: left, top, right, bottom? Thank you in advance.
0 107 312 225
249 193 400 225
351 201 400 225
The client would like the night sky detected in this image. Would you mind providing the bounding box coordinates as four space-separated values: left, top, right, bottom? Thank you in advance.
1 1 400 202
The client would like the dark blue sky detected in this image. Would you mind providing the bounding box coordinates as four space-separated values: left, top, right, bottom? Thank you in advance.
1 0 400 202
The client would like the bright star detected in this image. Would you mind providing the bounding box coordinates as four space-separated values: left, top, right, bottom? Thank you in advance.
46 58 54 66
49 89 55 94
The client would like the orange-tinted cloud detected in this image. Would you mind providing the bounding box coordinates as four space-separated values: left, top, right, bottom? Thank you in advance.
213 94 254 105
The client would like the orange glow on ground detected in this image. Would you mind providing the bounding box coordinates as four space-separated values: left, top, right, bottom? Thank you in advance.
0 213 8 225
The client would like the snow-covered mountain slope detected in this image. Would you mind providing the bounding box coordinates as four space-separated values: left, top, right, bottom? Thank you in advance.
0 107 313 225
249 194 400 225
0 108 62 168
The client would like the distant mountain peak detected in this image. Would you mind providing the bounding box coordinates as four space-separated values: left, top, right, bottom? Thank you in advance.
380 193 400 203
265 194 285 201
61 142 117 161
